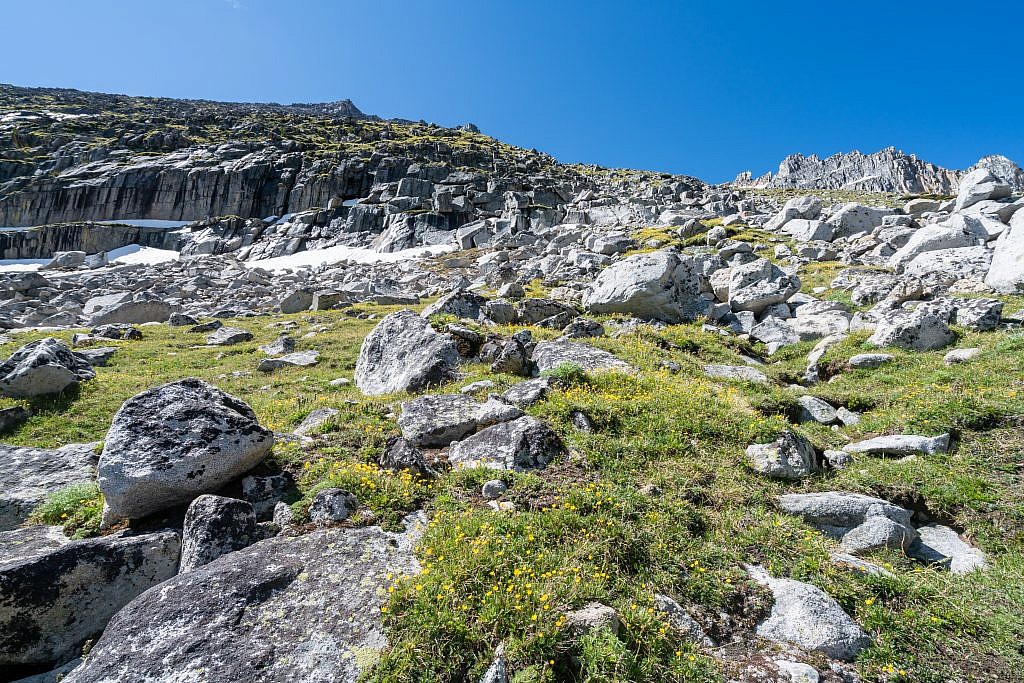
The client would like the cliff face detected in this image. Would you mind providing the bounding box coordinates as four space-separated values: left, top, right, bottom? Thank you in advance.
0 223 174 259
1 84 646 228
734 147 1024 194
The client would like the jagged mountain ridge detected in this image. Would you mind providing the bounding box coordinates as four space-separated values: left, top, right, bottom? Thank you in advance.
0 84 701 228
734 146 1024 194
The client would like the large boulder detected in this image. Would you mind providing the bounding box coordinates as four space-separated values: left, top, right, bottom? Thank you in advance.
824 203 895 239
355 310 461 396
85 296 172 326
728 259 800 314
422 290 488 320
0 442 99 531
98 378 274 521
984 209 1024 292
448 416 565 471
582 250 706 322
746 565 870 661
63 518 423 683
867 310 954 352
955 168 1011 211
0 338 95 398
888 216 987 271
0 526 180 670
766 195 822 231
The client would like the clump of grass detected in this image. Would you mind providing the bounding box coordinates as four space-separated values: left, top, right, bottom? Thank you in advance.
540 362 590 386
29 483 104 539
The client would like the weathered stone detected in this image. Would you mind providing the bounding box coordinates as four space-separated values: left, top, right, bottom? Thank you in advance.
844 433 949 457
294 407 339 436
256 349 320 372
0 338 95 398
582 250 705 322
98 378 274 521
0 442 99 531
532 340 632 374
63 519 423 683
746 564 870 661
355 310 461 396
728 258 800 314
0 527 180 670
180 495 259 572
308 488 358 526
746 431 819 480
703 364 768 384
448 416 565 471
206 326 253 345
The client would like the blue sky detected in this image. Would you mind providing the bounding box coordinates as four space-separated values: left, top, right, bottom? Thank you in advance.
5 0 1022 182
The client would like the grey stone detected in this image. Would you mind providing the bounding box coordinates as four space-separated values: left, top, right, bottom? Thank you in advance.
582 250 705 322
532 340 632 374
481 479 508 499
62 519 423 683
0 527 180 670
308 488 358 526
98 378 274 521
258 334 296 356
908 524 988 574
563 602 621 640
728 258 800 314
797 396 838 425
398 394 522 448
355 310 461 396
844 433 949 457
87 298 172 326
746 564 870 662
294 407 339 436
448 416 565 471
379 437 437 477
256 349 320 372
703 364 768 384
180 495 258 572
653 594 713 646
848 353 893 369
867 311 954 352
955 167 1011 211
944 347 981 365
500 377 554 408
0 442 99 531
278 289 314 314
746 431 819 480
0 338 95 398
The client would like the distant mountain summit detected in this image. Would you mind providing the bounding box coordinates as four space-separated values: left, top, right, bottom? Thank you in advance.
734 147 1024 194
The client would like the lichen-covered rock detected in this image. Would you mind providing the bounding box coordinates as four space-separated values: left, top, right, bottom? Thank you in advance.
98 378 274 521
746 564 870 661
206 326 253 346
728 258 800 314
308 488 358 526
179 495 259 572
256 349 320 372
703 364 769 384
0 527 180 670
0 338 95 398
778 491 918 555
447 416 565 471
63 518 423 683
867 311 954 351
0 442 99 531
355 310 461 396
843 433 949 457
86 297 173 326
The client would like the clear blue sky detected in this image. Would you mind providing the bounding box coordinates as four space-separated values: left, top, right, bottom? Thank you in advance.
5 0 1022 182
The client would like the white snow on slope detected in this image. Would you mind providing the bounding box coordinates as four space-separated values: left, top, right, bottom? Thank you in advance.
0 244 180 273
244 243 456 272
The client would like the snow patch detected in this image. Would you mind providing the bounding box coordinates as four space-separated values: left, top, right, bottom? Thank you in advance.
244 244 456 272
97 219 193 229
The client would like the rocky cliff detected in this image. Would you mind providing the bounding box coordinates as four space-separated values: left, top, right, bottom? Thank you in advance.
734 147 1023 194
0 85 703 229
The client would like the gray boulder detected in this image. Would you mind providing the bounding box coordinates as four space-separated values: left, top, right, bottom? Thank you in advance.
422 290 488 320
86 297 172 326
779 491 918 554
448 416 565 471
746 431 819 479
824 203 895 239
728 258 800 314
293 407 339 436
908 524 988 574
848 353 893 369
984 209 1024 292
867 310 954 351
955 167 1011 211
0 526 180 670
888 217 987 271
843 433 949 457
582 250 705 322
703 364 769 384
98 378 274 521
278 289 314 314
746 564 870 661
308 488 358 526
258 334 296 356
206 326 253 346
0 442 99 531
180 495 259 572
398 394 522 447
0 338 95 398
532 340 632 374
766 195 822 231
63 519 423 683
796 396 838 425
355 310 461 396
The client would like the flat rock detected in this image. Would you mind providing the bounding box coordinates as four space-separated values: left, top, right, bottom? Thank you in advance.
908 524 988 574
398 394 522 447
180 495 259 572
0 526 180 670
703 364 768 383
256 349 320 372
63 518 423 683
746 431 819 480
206 326 254 346
0 442 99 531
843 433 950 457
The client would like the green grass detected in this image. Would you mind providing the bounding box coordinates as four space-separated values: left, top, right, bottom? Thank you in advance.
2 295 1023 682
28 482 104 539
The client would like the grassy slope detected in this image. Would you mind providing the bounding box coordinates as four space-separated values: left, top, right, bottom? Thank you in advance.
5 287 1024 682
